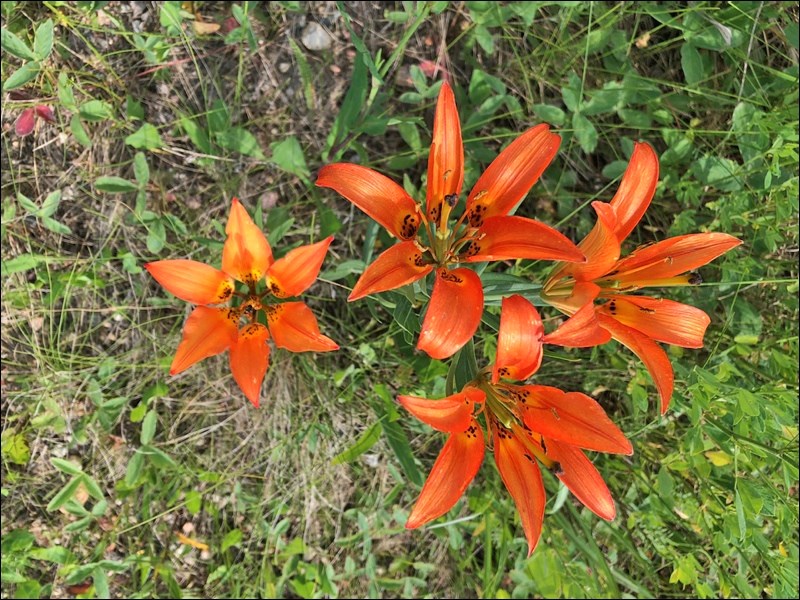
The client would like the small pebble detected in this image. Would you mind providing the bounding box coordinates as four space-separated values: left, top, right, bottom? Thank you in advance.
301 22 333 51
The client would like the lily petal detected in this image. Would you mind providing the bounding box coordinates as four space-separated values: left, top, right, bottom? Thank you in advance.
598 296 710 348
546 438 616 521
222 198 273 285
518 385 633 455
266 302 339 353
229 323 270 407
542 302 611 347
398 387 485 433
463 216 584 263
465 124 560 225
606 233 742 287
492 423 546 557
406 419 485 529
170 306 238 375
349 241 433 301
426 81 464 222
316 164 423 241
418 267 483 360
493 295 543 383
549 202 620 284
597 314 674 414
266 236 333 298
145 260 235 305
609 142 659 243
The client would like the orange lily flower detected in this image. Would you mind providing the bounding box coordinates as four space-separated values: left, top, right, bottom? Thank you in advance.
145 198 338 407
542 142 742 414
317 81 584 359
399 295 630 556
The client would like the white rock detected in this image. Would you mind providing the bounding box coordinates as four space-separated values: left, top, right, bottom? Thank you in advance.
301 22 332 51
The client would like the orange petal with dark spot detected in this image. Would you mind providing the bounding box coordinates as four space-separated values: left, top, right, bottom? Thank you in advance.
398 387 484 433
493 295 543 383
609 142 659 243
598 296 710 348
406 418 484 529
170 306 238 375
492 422 546 557
349 241 433 301
267 302 338 353
426 81 464 221
145 260 235 305
417 267 483 360
316 163 422 240
464 216 584 263
598 314 674 414
546 438 616 521
607 233 742 286
229 323 270 407
465 124 560 223
519 385 633 455
222 198 273 284
543 302 611 347
266 236 333 298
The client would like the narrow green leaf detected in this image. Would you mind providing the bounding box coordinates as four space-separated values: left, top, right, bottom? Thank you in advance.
46 476 82 511
332 421 381 465
140 409 157 445
143 444 177 469
80 474 105 500
124 451 144 486
70 115 92 147
34 19 54 60
16 192 38 214
221 528 243 552
133 152 150 186
58 72 77 111
179 115 212 154
51 457 83 475
38 189 61 218
3 62 40 91
681 42 703 85
95 176 138 193
1 27 37 61
93 567 110 600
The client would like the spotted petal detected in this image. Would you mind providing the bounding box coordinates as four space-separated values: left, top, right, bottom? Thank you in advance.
465 124 560 224
222 198 273 285
417 267 483 360
170 306 238 375
426 81 464 222
597 296 710 348
492 423 546 557
266 236 333 298
464 216 584 264
406 419 485 529
267 302 338 353
316 164 423 241
398 387 484 433
493 295 543 383
546 438 616 521
145 260 235 306
349 241 433 301
229 323 270 407
519 385 633 455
